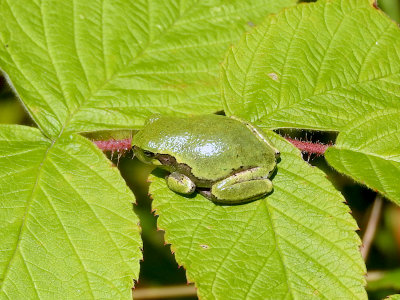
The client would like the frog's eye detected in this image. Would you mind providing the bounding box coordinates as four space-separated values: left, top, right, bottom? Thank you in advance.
143 150 154 157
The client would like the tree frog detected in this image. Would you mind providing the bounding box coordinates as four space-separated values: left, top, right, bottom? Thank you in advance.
132 114 280 204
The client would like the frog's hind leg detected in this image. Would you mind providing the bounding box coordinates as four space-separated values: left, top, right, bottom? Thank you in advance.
166 172 196 195
210 167 273 204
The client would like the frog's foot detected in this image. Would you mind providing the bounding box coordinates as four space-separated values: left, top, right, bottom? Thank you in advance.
210 167 273 204
166 172 196 195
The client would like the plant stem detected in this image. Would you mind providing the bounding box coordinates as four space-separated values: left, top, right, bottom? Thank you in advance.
93 138 132 152
132 284 196 299
361 195 383 261
285 138 328 155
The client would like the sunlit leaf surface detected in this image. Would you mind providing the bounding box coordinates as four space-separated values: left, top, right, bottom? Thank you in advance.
0 125 141 298
221 0 400 131
326 109 400 205
151 133 367 299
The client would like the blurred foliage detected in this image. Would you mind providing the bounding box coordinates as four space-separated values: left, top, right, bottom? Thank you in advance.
0 0 400 298
0 77 28 125
379 0 400 23
368 269 400 291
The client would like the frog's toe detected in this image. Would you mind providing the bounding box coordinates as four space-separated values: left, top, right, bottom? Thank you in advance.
166 172 196 195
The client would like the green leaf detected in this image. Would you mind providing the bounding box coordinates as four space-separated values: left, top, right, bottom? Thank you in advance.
325 109 400 205
0 0 296 136
387 295 400 300
221 0 400 130
0 1 298 296
150 132 366 299
367 269 400 291
0 125 141 299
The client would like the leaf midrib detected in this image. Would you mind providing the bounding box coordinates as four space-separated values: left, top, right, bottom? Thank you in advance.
59 0 202 136
0 138 54 296
333 147 400 163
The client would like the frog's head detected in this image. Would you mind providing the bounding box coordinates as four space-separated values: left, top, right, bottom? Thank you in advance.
132 115 164 166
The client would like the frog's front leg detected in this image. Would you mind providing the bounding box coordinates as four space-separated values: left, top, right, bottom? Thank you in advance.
166 172 196 195
210 167 273 204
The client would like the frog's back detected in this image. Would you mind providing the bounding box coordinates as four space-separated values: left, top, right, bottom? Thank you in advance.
134 115 277 181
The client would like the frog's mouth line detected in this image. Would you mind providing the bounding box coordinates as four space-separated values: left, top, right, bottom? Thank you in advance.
156 153 214 188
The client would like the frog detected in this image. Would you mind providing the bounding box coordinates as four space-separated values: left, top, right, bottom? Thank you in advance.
132 114 280 204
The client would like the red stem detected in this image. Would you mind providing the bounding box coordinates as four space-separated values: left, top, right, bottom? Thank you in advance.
285 138 329 155
93 138 132 152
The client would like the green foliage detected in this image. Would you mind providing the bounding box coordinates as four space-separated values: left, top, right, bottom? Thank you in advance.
367 269 400 291
221 0 400 131
326 110 400 205
151 132 366 299
387 295 400 300
218 0 400 297
0 0 399 298
0 125 141 298
379 0 400 23
0 0 299 298
0 0 296 136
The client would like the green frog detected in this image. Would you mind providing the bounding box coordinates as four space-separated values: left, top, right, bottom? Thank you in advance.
133 114 280 204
